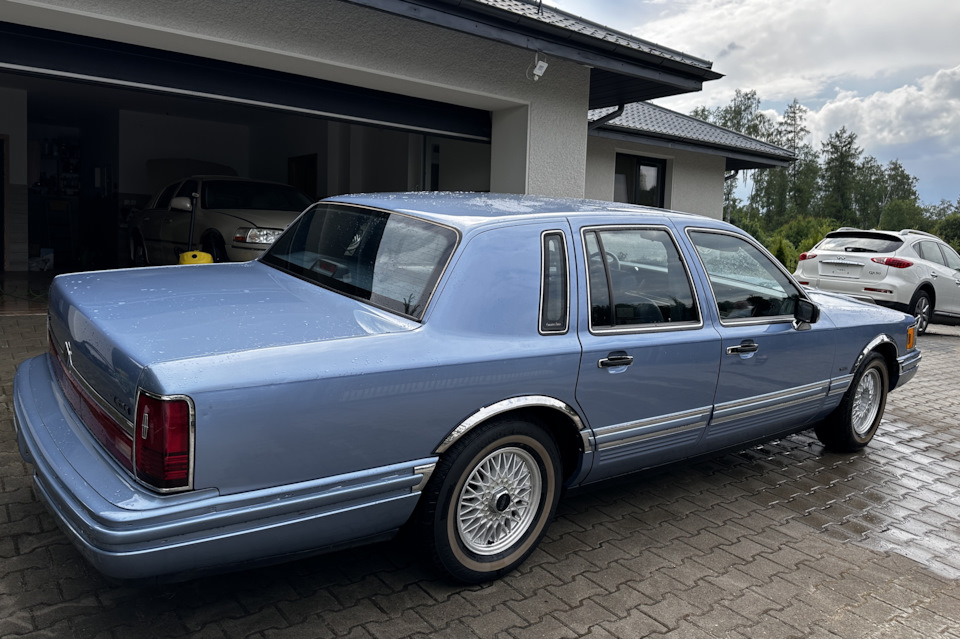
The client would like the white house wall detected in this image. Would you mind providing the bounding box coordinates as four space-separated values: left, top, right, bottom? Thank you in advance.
3 0 590 197
585 136 725 219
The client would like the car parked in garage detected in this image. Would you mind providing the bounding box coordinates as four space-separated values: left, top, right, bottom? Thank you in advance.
15 193 920 583
794 228 960 334
128 175 313 264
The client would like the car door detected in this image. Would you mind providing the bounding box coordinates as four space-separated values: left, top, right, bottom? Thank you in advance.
686 229 836 450
574 221 721 483
936 243 960 315
915 240 960 315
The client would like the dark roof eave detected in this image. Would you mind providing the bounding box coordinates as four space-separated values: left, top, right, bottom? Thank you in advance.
337 0 723 105
590 126 796 171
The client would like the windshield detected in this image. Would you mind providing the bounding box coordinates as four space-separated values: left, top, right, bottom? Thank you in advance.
261 203 459 320
201 180 313 211
818 232 903 254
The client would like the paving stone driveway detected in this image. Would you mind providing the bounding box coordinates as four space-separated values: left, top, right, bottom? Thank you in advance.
2 314 960 639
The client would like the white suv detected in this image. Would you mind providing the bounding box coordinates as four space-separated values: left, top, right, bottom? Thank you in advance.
794 228 960 334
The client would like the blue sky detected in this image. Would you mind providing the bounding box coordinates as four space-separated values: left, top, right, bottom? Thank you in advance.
551 0 960 206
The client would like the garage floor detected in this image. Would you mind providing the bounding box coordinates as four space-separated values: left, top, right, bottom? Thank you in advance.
2 315 960 638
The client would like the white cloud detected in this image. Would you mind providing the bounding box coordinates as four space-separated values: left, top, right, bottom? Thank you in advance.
549 0 960 201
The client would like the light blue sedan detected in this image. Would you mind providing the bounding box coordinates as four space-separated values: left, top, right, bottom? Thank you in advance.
13 193 921 583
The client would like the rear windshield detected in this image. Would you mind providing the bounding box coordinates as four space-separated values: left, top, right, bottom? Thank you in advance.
261 203 459 320
818 232 903 254
202 180 313 211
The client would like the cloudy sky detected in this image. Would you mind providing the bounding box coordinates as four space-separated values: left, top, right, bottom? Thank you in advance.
551 0 960 206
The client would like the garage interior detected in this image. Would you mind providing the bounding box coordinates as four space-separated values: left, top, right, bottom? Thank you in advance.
0 23 492 277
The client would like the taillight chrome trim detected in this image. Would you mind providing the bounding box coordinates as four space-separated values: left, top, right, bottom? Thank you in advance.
133 389 196 494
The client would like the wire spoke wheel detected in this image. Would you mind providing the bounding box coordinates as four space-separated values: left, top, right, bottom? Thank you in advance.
851 368 882 436
419 419 561 583
456 447 541 555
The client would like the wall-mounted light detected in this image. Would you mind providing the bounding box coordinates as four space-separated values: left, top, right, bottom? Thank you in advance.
528 53 548 82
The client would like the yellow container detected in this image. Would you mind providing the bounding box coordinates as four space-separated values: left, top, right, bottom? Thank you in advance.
179 251 214 265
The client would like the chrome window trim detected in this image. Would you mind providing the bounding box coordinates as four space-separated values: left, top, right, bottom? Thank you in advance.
435 395 588 454
539 230 571 335
685 227 811 327
132 388 197 494
580 224 704 335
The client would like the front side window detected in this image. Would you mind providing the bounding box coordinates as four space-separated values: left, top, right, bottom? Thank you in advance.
261 203 458 320
942 244 960 271
584 227 699 330
153 182 181 209
689 230 801 322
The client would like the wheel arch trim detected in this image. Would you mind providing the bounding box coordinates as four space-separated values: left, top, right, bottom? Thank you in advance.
853 335 899 384
435 396 589 456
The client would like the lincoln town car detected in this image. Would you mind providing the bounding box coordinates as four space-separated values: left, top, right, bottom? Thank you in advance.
14 193 921 582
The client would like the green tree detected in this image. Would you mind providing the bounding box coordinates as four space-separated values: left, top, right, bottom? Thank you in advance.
879 199 925 231
935 214 960 251
819 127 862 226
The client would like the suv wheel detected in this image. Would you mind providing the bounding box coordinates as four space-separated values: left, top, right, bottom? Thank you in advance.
909 290 932 335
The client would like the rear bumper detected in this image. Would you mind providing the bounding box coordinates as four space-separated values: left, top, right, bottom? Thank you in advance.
14 355 432 580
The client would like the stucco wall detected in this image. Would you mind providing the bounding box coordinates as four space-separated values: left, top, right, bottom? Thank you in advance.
585 135 724 219
3 0 590 197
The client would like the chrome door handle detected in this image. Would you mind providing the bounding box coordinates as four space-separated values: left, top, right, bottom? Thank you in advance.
931 272 939 279
598 351 634 368
726 340 759 355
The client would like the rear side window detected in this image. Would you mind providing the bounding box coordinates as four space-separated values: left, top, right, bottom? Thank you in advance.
916 241 947 266
540 232 569 334
818 232 903 253
262 203 458 320
584 227 699 330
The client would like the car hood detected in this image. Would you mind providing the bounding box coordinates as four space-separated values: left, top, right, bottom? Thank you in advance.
206 207 301 229
47 261 417 421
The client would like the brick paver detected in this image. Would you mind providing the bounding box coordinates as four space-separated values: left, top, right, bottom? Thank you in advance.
3 313 960 638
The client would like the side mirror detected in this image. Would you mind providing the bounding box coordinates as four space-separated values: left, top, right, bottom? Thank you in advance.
170 196 193 212
794 298 820 325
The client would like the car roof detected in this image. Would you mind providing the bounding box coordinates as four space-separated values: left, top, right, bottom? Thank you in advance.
324 192 716 230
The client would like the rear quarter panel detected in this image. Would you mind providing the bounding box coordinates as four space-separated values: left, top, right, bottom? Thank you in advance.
161 220 583 495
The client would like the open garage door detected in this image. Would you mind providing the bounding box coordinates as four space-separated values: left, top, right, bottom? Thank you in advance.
0 23 491 141
0 23 492 273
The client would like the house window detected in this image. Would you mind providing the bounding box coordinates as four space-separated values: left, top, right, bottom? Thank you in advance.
614 154 665 208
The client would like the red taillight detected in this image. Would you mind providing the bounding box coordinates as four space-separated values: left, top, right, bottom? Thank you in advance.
134 392 193 491
798 252 816 261
871 257 913 268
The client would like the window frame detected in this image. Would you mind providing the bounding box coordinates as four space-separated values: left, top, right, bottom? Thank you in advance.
686 227 809 327
614 154 667 208
539 230 571 335
581 224 703 335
